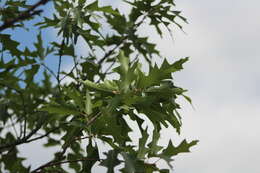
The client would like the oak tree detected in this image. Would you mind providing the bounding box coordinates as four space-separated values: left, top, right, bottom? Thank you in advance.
0 0 198 172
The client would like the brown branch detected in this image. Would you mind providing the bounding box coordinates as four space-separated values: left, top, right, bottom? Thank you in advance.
0 0 51 32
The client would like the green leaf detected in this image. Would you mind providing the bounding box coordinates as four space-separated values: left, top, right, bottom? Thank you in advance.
86 1 120 15
0 103 9 124
148 127 163 155
34 32 45 60
137 128 150 159
159 139 198 168
82 80 118 94
85 89 93 115
0 34 21 56
64 86 84 109
163 139 198 156
82 141 100 172
138 57 189 88
182 94 195 109
106 95 121 113
40 104 80 116
24 64 40 84
67 153 81 171
114 51 137 93
51 42 75 56
44 138 61 147
72 7 83 28
161 57 189 73
121 152 136 173
118 51 129 75
91 107 131 145
100 150 121 173
80 59 100 81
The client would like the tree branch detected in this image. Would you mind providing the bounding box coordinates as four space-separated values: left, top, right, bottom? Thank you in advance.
0 124 41 152
0 125 59 152
0 0 51 32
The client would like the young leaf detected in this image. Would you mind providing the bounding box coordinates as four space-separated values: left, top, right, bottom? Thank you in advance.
82 80 117 94
85 89 93 115
137 128 150 159
40 104 80 116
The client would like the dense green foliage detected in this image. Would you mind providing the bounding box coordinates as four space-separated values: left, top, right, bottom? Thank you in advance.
0 0 197 172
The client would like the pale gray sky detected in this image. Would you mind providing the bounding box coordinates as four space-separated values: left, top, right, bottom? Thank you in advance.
163 0 260 172
20 0 260 172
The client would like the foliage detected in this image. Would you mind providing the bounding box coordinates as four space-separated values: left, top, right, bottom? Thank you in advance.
0 0 198 172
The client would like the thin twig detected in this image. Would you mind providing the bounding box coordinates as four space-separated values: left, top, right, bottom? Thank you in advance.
0 122 43 151
25 127 60 143
0 0 51 31
9 117 19 138
57 39 65 91
92 15 107 43
60 62 78 82
23 115 27 138
0 82 28 138
41 62 57 80
97 61 116 83
71 45 80 85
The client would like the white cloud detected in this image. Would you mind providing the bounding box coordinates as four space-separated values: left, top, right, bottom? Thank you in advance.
153 0 260 172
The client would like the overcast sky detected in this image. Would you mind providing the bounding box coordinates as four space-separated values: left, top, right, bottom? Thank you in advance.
160 0 260 172
19 0 260 172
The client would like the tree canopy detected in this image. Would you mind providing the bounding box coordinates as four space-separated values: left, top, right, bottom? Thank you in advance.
0 0 198 172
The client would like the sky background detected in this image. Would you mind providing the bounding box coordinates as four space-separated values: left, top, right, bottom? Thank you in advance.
15 0 260 172
164 0 260 172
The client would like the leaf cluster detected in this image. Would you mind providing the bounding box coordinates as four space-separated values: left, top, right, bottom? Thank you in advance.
0 0 197 172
